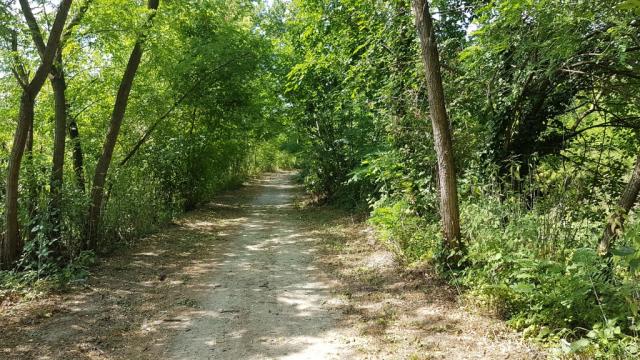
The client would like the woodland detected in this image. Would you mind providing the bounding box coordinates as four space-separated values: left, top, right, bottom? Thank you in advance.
1 0 640 358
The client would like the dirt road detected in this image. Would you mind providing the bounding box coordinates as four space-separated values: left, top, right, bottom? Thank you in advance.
1 172 540 359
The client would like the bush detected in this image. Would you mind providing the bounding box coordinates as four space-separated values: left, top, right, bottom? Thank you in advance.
369 189 640 357
369 198 440 265
1 250 96 302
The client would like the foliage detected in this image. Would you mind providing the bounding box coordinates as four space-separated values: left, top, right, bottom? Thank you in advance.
368 181 640 356
0 250 96 301
1 0 640 356
279 0 640 356
0 1 290 275
369 198 440 264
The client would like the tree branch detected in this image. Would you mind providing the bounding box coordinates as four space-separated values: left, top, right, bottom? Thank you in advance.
18 0 46 57
9 29 28 88
119 54 247 166
26 0 73 94
61 0 93 46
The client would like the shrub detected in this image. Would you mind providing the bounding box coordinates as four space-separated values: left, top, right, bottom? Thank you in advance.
369 189 640 357
369 198 440 265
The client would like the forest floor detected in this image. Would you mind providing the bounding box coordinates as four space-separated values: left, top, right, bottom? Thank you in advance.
0 172 542 359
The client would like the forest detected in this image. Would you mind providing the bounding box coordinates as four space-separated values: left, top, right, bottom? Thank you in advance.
1 0 640 358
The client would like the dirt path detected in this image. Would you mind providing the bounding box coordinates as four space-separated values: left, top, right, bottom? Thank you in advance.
1 172 541 359
166 172 354 359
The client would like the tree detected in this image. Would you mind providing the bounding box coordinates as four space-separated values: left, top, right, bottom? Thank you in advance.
412 0 462 253
86 0 160 250
598 154 640 256
48 1 92 248
1 0 73 269
20 0 93 256
0 0 287 268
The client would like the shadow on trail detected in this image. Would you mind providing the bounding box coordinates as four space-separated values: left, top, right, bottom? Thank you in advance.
0 172 353 360
0 172 539 360
165 172 356 360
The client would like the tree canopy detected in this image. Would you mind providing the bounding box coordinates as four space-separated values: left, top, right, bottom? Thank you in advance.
1 0 640 357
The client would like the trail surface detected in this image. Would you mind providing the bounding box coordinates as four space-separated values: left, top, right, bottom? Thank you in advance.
166 172 353 359
1 172 540 359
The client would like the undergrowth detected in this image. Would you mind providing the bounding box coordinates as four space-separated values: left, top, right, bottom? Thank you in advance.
1 141 294 300
0 250 96 303
369 193 640 359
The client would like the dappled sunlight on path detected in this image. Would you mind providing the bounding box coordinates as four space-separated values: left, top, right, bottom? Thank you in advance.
166 172 357 359
0 172 539 359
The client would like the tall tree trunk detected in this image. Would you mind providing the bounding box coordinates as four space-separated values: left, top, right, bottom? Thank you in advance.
56 5 92 191
1 0 73 269
598 154 640 256
412 0 462 252
49 54 68 250
22 0 91 255
69 120 86 192
25 121 37 244
2 94 35 268
86 0 160 250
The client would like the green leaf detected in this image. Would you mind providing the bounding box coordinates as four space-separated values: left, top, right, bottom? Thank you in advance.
617 0 640 13
572 248 597 263
611 246 635 257
489 253 503 262
511 282 535 294
570 338 591 353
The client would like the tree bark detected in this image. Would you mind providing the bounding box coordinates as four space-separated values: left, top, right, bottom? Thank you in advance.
25 121 37 244
598 154 640 256
412 0 462 252
20 0 91 258
86 0 160 250
49 54 68 246
50 0 93 246
2 94 34 268
69 120 86 192
1 0 73 269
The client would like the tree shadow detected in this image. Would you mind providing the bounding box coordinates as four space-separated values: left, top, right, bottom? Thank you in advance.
163 172 358 359
0 172 357 359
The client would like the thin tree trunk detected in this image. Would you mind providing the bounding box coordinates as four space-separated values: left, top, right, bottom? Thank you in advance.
22 0 91 254
69 120 86 192
86 0 160 250
412 0 462 252
25 121 37 244
2 0 73 269
49 0 93 246
598 154 640 256
21 0 44 245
